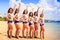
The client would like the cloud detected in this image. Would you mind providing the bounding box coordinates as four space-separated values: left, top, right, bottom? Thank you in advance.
9 0 53 11
9 0 60 20
45 0 60 20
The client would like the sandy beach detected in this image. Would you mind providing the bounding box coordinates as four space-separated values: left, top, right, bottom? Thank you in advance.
0 21 60 40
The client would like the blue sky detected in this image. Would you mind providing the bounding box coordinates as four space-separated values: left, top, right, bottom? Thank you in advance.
21 0 39 4
0 0 39 15
0 0 60 21
57 0 60 2
0 0 9 16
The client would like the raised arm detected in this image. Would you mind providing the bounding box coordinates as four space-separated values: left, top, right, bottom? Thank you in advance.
18 3 21 10
41 9 44 18
26 5 28 11
32 8 34 13
13 3 16 9
42 9 44 14
36 7 40 13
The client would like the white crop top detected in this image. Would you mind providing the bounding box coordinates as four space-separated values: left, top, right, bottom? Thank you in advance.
28 17 34 23
14 13 20 21
20 14 28 22
33 16 38 22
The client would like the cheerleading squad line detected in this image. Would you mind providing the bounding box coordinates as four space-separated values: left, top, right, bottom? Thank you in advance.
6 3 45 39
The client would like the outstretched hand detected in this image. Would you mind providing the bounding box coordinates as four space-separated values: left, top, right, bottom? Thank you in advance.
41 9 44 14
26 5 28 10
18 3 21 6
42 9 44 12
18 3 21 9
37 7 40 11
32 8 34 12
14 3 16 8
36 7 40 12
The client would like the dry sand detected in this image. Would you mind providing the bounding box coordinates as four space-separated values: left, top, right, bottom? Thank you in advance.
0 21 56 40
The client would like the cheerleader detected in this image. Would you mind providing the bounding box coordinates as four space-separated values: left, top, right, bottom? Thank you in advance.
13 3 21 39
28 12 34 38
38 9 45 39
20 6 29 38
33 8 39 38
6 4 16 38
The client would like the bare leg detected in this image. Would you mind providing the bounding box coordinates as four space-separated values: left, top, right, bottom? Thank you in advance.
7 24 10 38
26 27 28 38
29 27 31 37
36 30 38 37
34 24 35 37
34 30 35 37
9 24 13 39
42 26 44 39
15 30 17 37
16 29 20 39
32 30 34 38
42 31 44 39
10 29 12 38
22 26 25 37
34 24 38 38
7 30 10 37
40 31 41 39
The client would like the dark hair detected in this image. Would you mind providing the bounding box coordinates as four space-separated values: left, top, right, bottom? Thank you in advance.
34 11 38 16
14 9 19 15
40 13 44 17
23 10 25 14
23 9 28 14
8 8 13 13
29 12 33 17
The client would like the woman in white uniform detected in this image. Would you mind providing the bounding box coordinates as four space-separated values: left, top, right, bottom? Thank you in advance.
20 6 29 38
28 12 34 38
33 8 39 38
6 4 16 38
38 10 45 39
14 3 21 39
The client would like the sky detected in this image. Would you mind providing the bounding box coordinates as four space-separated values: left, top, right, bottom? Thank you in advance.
0 0 60 21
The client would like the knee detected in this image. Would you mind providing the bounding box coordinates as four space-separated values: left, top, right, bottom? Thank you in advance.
9 27 13 32
26 30 28 33
16 28 20 32
10 27 13 30
41 29 44 32
17 28 20 30
36 29 38 32
40 30 44 33
32 30 34 33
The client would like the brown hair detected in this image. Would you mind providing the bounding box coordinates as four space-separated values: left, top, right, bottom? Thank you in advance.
34 11 38 16
29 12 33 17
8 8 13 13
14 9 19 15
23 9 28 14
40 13 44 17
